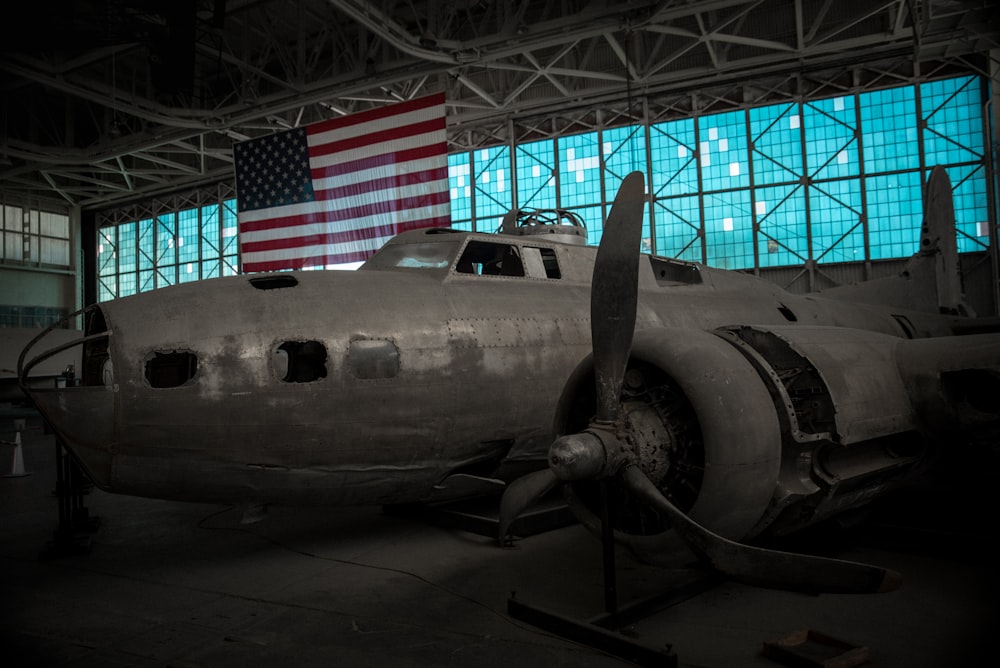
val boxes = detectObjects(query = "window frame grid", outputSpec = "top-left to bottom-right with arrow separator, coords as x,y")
94,76 -> 990,302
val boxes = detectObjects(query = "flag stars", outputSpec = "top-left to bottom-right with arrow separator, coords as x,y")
230,125 -> 314,212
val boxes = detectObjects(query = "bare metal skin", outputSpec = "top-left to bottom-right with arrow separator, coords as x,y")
19,167 -> 1000,563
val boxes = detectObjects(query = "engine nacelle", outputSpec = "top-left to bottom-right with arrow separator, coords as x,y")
718,325 -> 930,537
554,327 -> 782,560
554,325 -> 931,561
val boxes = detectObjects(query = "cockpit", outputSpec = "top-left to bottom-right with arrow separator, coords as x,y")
454,240 -> 561,279
359,228 -> 567,281
359,228 -> 462,271
362,241 -> 456,270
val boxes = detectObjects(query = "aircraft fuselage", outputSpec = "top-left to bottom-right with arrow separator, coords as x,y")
19,227 -> 980,529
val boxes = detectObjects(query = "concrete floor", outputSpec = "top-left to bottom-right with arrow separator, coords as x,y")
1,414 -> 995,667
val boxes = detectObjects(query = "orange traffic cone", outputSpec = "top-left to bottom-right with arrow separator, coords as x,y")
3,431 -> 30,477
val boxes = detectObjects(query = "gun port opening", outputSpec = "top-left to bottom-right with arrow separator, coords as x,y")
146,351 -> 198,388
274,341 -> 327,383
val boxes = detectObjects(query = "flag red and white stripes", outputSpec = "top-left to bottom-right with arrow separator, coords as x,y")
234,93 -> 450,272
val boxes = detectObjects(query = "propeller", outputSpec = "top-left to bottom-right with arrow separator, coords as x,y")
498,170 -> 900,594
620,465 -> 901,593
589,171 -> 646,423
496,172 -> 646,545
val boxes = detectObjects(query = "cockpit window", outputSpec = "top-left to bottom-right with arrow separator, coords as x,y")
456,240 -> 523,276
534,247 -> 561,279
648,256 -> 702,286
455,240 -> 560,279
365,242 -> 454,269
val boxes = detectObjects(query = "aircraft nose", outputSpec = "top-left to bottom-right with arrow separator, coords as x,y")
18,307 -> 118,489
27,386 -> 117,488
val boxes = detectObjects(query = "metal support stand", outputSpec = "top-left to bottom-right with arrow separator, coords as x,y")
600,480 -> 618,620
42,434 -> 100,558
508,481 -> 720,666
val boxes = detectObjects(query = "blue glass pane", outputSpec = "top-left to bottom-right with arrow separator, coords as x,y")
559,132 -> 602,207
179,261 -> 199,283
202,259 -> 220,280
117,222 -> 136,276
569,205 -> 604,246
754,184 -> 807,267
803,95 -> 858,180
750,103 -> 803,185
939,164 -> 990,253
809,179 -> 864,263
221,202 -> 239,257
649,118 -> 698,197
201,205 -> 220,256
448,153 -> 473,224
559,204 -> 647,250
156,213 -> 176,266
704,190 -> 753,269
139,269 -> 154,292
921,76 -> 984,166
603,125 -> 647,195
473,145 -> 512,222
450,220 -> 473,232
98,227 -> 116,276
867,172 -> 922,259
98,277 -> 116,302
638,204 -> 651,254
654,195 -> 701,262
156,265 -> 176,289
516,139 -> 557,209
860,86 -> 919,172
699,110 -> 749,191
437,75 -> 986,270
118,272 -> 137,297
178,208 -> 199,264
137,218 -> 154,271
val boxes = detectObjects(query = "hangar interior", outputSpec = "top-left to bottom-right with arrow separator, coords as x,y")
2,1 -> 1000,667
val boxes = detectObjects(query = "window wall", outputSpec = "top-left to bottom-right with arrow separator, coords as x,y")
450,74 -> 990,271
97,198 -> 239,302
96,75 -> 990,302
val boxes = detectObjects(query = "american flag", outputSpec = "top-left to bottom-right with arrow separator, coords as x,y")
233,93 -> 450,272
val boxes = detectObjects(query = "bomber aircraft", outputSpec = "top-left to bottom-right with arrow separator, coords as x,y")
18,167 -> 1000,595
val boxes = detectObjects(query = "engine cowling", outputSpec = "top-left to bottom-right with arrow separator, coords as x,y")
554,325 -> 933,562
553,327 -> 782,562
718,325 -> 930,538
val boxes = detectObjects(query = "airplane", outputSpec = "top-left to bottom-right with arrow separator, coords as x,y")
17,166 -> 1000,596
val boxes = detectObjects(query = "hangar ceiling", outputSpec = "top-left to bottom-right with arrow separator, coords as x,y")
1,0 -> 998,211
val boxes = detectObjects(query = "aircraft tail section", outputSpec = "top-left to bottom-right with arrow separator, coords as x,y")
821,165 -> 975,317
920,165 -> 966,315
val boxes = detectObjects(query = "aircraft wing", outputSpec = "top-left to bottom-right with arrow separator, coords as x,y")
896,332 -> 1000,443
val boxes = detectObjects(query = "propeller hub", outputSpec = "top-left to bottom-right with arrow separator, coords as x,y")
548,432 -> 606,481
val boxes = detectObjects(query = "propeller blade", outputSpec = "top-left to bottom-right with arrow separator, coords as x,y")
621,465 -> 901,594
571,173 -> 898,595
591,171 -> 646,423
497,468 -> 560,545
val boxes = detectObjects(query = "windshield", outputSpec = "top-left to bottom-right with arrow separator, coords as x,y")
362,241 -> 458,270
